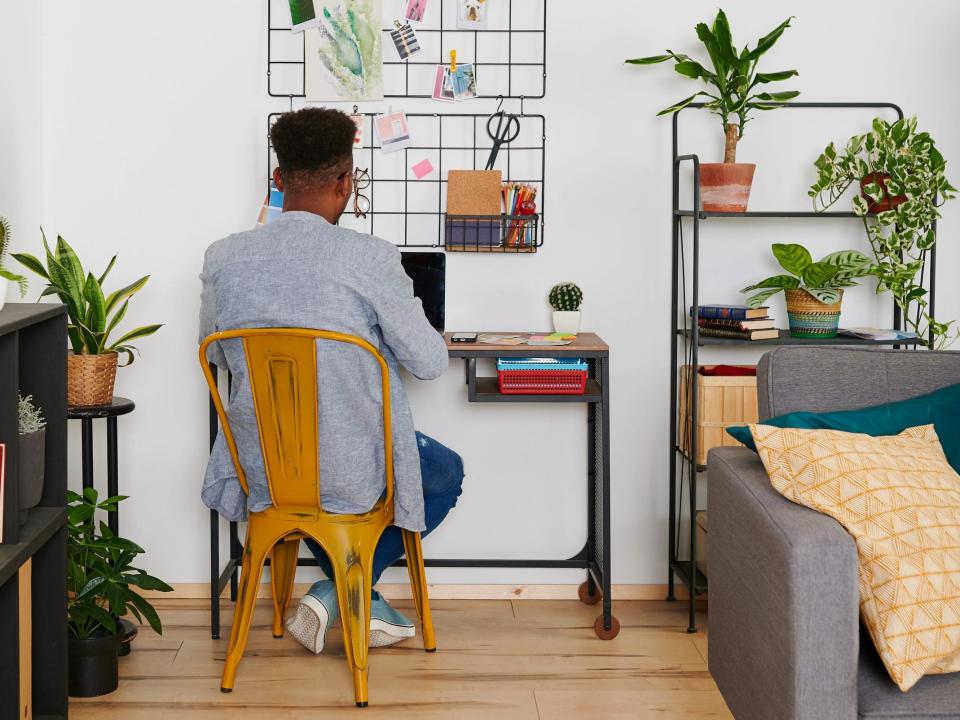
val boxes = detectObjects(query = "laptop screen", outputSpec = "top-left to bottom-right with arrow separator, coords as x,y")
400,251 -> 445,332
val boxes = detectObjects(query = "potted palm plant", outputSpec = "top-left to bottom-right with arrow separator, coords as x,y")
742,243 -> 872,338
0,217 -> 28,310
549,282 -> 583,334
17,394 -> 46,525
626,9 -> 799,212
809,117 -> 958,348
67,488 -> 172,697
13,231 -> 162,406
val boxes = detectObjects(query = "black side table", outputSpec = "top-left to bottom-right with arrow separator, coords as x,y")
67,396 -> 135,535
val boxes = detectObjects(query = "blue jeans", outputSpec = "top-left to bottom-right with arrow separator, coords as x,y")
306,432 -> 464,585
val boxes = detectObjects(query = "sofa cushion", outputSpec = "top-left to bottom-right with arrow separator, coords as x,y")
751,424 -> 960,691
726,382 -> 960,472
859,628 -> 960,718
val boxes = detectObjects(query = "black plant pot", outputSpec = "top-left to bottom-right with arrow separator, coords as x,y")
17,428 -> 45,526
68,629 -> 120,697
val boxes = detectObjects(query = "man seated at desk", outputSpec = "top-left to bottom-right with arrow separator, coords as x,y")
199,107 -> 464,652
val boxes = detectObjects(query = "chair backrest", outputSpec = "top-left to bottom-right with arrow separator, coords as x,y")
757,347 -> 960,418
199,328 -> 393,516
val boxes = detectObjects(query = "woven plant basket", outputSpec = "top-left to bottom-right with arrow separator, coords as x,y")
785,288 -> 843,339
67,352 -> 118,407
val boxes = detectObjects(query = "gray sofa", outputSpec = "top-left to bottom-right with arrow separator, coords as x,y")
707,346 -> 960,720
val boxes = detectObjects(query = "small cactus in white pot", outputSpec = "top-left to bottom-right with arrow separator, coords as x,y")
548,282 -> 583,335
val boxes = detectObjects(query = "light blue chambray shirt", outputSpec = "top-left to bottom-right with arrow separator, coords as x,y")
198,211 -> 448,531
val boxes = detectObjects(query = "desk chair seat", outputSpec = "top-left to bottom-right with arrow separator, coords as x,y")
199,328 -> 436,707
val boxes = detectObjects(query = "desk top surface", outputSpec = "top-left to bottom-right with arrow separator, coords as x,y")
444,332 -> 608,357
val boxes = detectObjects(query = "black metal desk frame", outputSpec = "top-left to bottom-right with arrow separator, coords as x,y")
207,336 -> 615,640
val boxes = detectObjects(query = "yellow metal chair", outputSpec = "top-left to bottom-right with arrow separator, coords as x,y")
199,328 -> 436,707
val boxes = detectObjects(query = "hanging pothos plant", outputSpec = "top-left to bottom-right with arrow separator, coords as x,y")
809,117 -> 957,348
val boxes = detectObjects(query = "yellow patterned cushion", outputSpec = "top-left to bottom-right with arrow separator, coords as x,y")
750,423 -> 960,691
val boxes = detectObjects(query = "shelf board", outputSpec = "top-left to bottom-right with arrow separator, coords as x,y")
671,560 -> 708,595
675,210 -> 859,219
0,303 -> 66,336
678,329 -> 921,347
0,508 -> 66,587
470,376 -> 602,403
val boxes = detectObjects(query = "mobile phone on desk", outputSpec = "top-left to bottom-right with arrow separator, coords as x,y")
451,332 -> 478,343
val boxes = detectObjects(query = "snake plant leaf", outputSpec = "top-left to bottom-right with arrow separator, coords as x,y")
112,346 -> 136,367
745,287 -> 785,308
66,325 -> 84,354
746,16 -> 794,61
101,298 -> 129,352
98,255 -> 117,286
740,274 -> 800,292
82,272 -> 107,334
108,324 -> 162,348
104,275 -> 149,315
56,235 -> 86,295
772,243 -> 812,276
801,262 -> 840,288
73,319 -> 101,356
806,287 -> 843,305
11,252 -> 49,281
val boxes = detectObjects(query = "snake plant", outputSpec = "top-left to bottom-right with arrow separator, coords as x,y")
0,217 -> 28,297
13,230 -> 161,365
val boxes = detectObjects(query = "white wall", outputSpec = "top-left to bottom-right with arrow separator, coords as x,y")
0,1 -> 44,281
22,0 -> 960,585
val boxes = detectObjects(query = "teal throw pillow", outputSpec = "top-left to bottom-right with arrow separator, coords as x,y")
726,383 -> 960,471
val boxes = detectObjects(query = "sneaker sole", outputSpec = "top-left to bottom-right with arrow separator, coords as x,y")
285,594 -> 329,654
368,618 -> 416,648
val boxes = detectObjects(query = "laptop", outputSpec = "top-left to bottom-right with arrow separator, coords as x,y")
400,251 -> 445,332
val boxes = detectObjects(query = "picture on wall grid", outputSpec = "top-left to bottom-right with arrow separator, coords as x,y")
305,0 -> 384,101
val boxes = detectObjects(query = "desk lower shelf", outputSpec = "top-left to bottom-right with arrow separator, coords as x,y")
469,376 -> 602,403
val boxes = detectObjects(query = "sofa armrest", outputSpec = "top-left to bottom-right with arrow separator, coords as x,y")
706,447 -> 860,720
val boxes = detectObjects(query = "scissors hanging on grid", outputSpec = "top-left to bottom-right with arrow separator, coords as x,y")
484,97 -> 521,171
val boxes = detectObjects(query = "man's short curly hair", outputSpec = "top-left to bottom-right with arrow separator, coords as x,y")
270,107 -> 355,191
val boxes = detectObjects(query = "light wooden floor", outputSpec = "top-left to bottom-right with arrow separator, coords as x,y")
70,597 -> 731,719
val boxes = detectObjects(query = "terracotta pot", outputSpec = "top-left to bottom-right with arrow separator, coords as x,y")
784,288 -> 843,339
860,172 -> 906,213
699,163 -> 756,212
67,352 -> 118,407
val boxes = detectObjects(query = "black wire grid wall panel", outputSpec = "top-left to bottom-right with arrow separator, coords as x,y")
267,111 -> 546,250
267,0 -> 547,100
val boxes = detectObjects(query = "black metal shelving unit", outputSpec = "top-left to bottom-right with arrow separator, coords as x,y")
667,102 -> 939,633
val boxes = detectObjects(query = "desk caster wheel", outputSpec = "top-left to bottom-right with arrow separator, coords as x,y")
578,581 -> 601,605
594,614 -> 620,640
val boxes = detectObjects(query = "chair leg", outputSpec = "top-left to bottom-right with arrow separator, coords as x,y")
324,531 -> 377,707
270,538 -> 300,638
402,529 -> 436,652
221,531 -> 272,692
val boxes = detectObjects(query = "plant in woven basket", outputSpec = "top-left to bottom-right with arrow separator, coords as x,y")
809,117 -> 957,348
0,216 -> 28,298
743,244 -> 873,338
548,282 -> 583,312
13,230 -> 162,365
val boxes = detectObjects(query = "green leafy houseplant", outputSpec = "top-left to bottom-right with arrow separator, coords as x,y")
625,9 -> 799,164
14,231 -> 161,365
0,216 -> 28,298
809,117 -> 957,348
67,488 -> 172,640
548,282 -> 583,312
743,244 -> 873,307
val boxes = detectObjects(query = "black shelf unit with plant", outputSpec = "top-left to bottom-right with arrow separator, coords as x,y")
667,101 -> 947,634
0,303 -> 68,719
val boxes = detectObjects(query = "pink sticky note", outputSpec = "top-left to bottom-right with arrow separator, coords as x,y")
411,158 -> 434,179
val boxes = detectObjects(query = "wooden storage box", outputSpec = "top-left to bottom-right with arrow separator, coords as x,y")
679,365 -> 758,466
695,511 -> 708,576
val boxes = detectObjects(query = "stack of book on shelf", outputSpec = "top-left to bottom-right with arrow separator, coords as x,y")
692,304 -> 779,341
496,357 -> 587,395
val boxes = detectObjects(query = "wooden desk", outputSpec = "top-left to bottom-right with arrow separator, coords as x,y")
442,332 -> 615,638
207,331 -> 617,640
